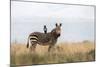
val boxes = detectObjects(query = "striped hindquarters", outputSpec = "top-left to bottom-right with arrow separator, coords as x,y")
27,34 -> 38,48
29,34 -> 38,43
30,35 -> 38,41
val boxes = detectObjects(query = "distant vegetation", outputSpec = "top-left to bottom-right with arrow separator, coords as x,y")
10,41 -> 95,66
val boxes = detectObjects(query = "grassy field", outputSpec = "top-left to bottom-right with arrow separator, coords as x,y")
10,41 -> 95,66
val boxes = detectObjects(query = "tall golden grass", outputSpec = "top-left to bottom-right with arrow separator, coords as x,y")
10,41 -> 95,66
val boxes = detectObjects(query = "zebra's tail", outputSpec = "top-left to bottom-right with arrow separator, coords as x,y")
27,36 -> 29,48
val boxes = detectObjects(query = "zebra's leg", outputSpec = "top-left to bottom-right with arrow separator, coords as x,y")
48,45 -> 54,52
30,41 -> 37,52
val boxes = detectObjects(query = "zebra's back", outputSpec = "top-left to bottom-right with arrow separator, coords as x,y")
29,32 -> 51,44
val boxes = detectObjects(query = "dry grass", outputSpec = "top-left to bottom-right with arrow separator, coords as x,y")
10,41 -> 95,66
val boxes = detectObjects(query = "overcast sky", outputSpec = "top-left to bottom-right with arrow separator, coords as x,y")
11,1 -> 95,43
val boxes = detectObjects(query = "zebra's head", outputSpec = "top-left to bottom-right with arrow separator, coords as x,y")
51,23 -> 62,38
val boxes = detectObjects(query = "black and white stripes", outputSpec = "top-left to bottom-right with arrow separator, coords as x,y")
27,23 -> 62,52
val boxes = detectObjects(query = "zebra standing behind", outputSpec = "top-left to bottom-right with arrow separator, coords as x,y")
27,23 -> 62,52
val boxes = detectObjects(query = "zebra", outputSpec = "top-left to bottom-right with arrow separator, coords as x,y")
26,23 -> 62,52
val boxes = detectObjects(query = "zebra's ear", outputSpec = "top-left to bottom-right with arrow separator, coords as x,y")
55,23 -> 58,27
60,23 -> 62,27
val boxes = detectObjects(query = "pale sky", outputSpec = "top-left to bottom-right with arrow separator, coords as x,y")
11,1 -> 95,43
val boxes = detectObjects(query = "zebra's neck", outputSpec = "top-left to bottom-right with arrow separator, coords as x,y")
50,29 -> 60,39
